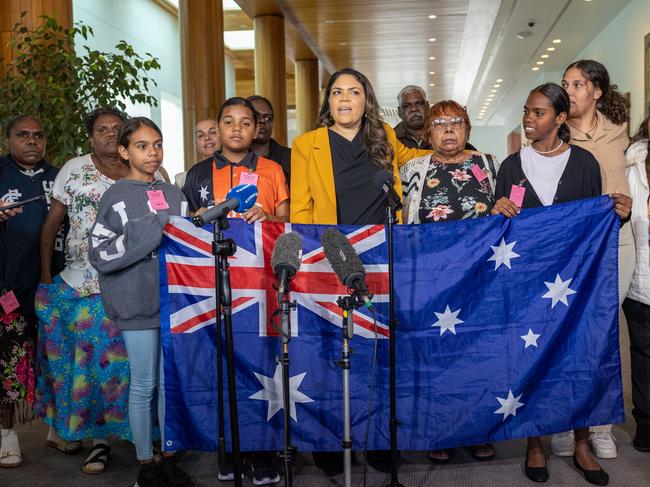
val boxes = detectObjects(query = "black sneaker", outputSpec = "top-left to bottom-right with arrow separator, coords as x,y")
134,462 -> 165,487
159,456 -> 195,487
217,462 -> 245,481
250,462 -> 280,486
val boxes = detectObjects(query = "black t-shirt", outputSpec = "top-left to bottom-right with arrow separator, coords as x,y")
267,138 -> 291,186
329,129 -> 387,225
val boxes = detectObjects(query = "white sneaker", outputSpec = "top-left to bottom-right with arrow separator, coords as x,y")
550,430 -> 575,456
589,431 -> 617,459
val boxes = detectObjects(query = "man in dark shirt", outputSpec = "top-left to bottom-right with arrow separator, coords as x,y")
247,95 -> 291,185
394,85 -> 431,149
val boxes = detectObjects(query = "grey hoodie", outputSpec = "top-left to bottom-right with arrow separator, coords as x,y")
89,178 -> 187,330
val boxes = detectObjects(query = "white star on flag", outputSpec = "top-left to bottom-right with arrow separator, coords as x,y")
542,274 -> 576,308
198,185 -> 209,202
487,238 -> 520,270
249,363 -> 314,422
431,305 -> 463,336
494,390 -> 525,421
520,329 -> 541,348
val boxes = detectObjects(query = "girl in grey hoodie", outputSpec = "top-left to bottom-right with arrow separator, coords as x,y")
89,117 -> 193,487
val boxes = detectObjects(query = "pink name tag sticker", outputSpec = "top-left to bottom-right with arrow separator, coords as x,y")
147,190 -> 169,210
239,171 -> 259,185
0,290 -> 19,314
509,185 -> 526,207
470,164 -> 487,182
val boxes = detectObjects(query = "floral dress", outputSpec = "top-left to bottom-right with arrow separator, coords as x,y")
418,156 -> 495,222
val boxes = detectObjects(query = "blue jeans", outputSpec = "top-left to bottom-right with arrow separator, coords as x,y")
122,329 -> 165,461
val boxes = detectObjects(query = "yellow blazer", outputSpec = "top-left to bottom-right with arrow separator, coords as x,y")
290,123 -> 430,224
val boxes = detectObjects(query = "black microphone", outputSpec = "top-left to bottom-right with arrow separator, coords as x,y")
271,232 -> 303,295
320,228 -> 374,310
192,184 -> 258,227
373,170 -> 403,211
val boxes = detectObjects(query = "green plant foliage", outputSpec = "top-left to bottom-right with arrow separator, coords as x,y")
0,15 -> 161,166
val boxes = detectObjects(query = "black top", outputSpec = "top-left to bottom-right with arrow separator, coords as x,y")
329,129 -> 387,225
267,138 -> 291,186
495,144 -> 601,208
418,155 -> 494,222
0,155 -> 66,315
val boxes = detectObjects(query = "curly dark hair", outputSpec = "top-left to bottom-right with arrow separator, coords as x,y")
317,68 -> 393,170
84,107 -> 128,136
529,83 -> 571,143
630,113 -> 650,187
4,114 -> 42,139
564,60 -> 629,125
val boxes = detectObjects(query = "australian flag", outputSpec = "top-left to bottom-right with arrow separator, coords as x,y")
159,195 -> 623,452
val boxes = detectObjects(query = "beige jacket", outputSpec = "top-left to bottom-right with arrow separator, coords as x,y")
569,110 -> 631,195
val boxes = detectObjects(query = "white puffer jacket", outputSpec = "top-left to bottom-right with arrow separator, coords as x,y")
627,139 -> 650,305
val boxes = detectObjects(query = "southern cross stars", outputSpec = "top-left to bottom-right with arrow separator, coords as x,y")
431,306 -> 463,336
542,274 -> 576,308
520,329 -> 541,348
249,363 -> 314,422
488,238 -> 520,270
494,390 -> 525,420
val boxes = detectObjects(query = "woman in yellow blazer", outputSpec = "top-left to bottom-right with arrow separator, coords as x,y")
291,68 -> 430,225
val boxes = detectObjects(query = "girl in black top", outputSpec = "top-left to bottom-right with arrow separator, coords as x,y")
492,83 -> 631,486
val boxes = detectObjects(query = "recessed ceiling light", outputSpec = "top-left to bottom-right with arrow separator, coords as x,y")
429,71 -> 435,75
429,56 -> 436,60
547,47 -> 556,51
429,83 -> 435,86
536,61 -> 544,65
428,14 -> 437,19
532,67 -> 540,71
552,39 -> 562,44
496,79 -> 503,83
477,117 -> 483,120
541,54 -> 549,58
493,84 -> 501,88
429,38 -> 436,42
491,89 -> 498,93
516,31 -> 533,39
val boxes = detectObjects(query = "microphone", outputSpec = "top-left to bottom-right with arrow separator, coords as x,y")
373,170 -> 403,211
320,228 -> 374,310
271,232 -> 303,295
192,184 -> 258,226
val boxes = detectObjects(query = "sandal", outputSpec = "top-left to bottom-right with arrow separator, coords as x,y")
469,443 -> 496,461
0,448 -> 23,468
428,449 -> 453,464
81,443 -> 110,474
46,438 -> 83,455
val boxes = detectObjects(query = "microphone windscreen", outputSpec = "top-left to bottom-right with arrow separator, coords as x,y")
320,228 -> 365,287
226,184 -> 258,213
271,232 -> 303,276
373,170 -> 394,191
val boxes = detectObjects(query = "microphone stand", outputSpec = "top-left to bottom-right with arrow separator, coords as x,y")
276,276 -> 297,487
336,293 -> 363,487
211,215 -> 243,487
385,197 -> 404,487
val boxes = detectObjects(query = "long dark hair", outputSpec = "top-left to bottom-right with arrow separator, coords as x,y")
564,60 -> 629,125
318,68 -> 393,170
630,113 -> 650,185
529,83 -> 571,143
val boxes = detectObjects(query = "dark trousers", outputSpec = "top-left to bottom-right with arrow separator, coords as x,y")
622,298 -> 650,425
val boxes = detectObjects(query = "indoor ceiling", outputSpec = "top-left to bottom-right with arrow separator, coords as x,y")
227,0 -> 631,127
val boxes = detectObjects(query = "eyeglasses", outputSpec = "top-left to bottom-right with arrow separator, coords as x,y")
431,117 -> 465,132
257,114 -> 274,124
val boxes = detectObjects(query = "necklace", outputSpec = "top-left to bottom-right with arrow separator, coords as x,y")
530,139 -> 563,155
568,116 -> 598,140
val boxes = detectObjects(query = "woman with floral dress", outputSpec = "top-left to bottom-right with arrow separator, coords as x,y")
400,100 -> 499,463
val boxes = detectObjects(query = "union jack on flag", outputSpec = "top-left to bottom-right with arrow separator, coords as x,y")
162,217 -> 390,338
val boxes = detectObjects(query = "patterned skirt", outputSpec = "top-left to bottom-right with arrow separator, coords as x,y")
34,275 -> 131,440
0,308 -> 36,425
